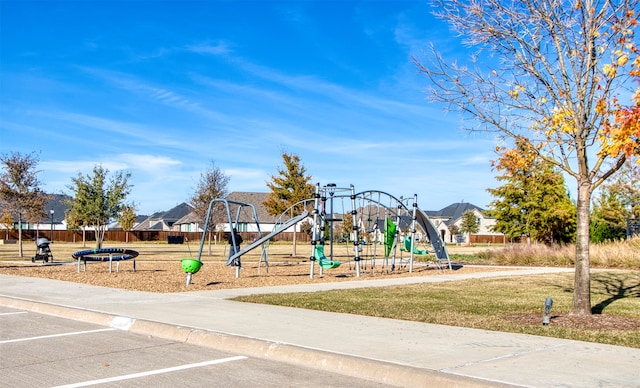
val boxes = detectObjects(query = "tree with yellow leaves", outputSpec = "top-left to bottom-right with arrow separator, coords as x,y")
414,0 -> 639,315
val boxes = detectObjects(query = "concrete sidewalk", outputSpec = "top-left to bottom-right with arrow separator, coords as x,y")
1,267 -> 639,387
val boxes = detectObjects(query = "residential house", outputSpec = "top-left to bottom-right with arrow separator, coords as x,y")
426,202 -> 502,244
133,202 -> 194,231
0,194 -> 70,234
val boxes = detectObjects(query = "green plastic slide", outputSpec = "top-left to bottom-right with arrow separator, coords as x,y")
314,245 -> 341,269
402,236 -> 428,255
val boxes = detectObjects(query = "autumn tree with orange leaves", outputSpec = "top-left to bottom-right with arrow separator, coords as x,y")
414,0 -> 639,315
487,138 -> 576,244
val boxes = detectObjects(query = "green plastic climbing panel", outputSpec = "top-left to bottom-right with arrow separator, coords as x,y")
384,218 -> 396,257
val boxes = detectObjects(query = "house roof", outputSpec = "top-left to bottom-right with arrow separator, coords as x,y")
132,218 -> 152,231
108,214 -> 149,230
43,194 -> 71,224
157,202 -> 194,223
0,193 -> 72,224
133,202 -> 193,230
174,211 -> 201,225
224,192 -> 277,223
427,202 -> 484,220
169,192 -> 277,226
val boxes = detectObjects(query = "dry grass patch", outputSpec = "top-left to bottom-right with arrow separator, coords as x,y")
474,237 -> 640,268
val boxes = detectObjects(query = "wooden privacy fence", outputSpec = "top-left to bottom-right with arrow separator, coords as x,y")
2,230 -> 312,244
469,234 -> 508,244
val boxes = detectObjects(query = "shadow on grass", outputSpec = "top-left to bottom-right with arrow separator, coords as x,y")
591,272 -> 640,314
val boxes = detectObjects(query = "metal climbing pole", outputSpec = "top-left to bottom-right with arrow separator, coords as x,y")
349,184 -> 361,277
409,194 -> 418,273
309,183 -> 321,279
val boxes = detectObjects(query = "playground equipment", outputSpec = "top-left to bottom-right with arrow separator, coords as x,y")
180,257 -> 203,277
32,238 -> 54,263
180,237 -> 203,281
313,245 -> 341,269
308,184 -> 358,278
184,186 -> 451,284
72,248 -> 139,273
308,186 -> 452,277
415,206 -> 452,270
384,218 -> 396,258
185,197 -> 310,285
401,236 -> 428,255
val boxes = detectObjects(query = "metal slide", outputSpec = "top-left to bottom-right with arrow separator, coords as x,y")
227,211 -> 310,263
415,209 -> 452,270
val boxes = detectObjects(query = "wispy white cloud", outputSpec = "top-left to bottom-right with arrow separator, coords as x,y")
81,68 -> 197,109
185,41 -> 231,56
118,154 -> 182,172
41,160 -> 108,174
40,157 -> 169,176
31,109 -> 187,150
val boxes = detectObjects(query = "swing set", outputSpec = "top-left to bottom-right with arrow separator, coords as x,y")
182,198 -> 309,285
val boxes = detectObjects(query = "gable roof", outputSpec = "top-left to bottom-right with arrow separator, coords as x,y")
428,202 -> 484,220
44,194 -> 72,224
224,192 -> 277,223
0,193 -> 71,224
133,202 -> 193,230
174,211 -> 201,225
159,202 -> 194,224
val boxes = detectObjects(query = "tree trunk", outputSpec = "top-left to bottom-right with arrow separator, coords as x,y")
18,214 -> 23,258
572,181 -> 592,315
96,226 -> 104,249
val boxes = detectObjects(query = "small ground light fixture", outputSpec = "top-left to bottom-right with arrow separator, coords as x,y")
542,297 -> 553,326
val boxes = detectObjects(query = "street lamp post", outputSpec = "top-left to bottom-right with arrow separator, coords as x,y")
50,209 -> 54,243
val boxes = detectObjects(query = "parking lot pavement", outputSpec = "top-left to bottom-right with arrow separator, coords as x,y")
1,306 -> 392,388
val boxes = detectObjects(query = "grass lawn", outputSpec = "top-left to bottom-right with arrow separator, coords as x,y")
234,270 -> 640,348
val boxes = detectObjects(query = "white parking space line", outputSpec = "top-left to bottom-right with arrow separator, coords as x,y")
52,356 -> 249,387
0,328 -> 115,344
0,311 -> 28,316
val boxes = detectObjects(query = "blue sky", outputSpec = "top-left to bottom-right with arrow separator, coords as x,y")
1,0 -> 499,215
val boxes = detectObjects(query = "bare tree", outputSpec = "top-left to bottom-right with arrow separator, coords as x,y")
0,152 -> 49,257
414,0 -> 639,315
189,161 -> 230,250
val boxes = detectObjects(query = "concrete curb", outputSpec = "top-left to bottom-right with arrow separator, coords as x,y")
0,295 -> 512,387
